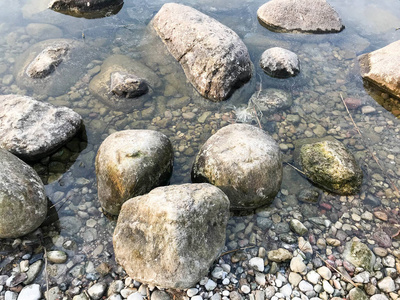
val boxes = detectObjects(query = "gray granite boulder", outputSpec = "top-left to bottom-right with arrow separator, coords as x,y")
192,124 -> 282,210
0,149 -> 47,238
49,0 -> 123,18
249,88 -> 292,114
96,130 -> 173,215
260,47 -> 300,78
14,39 -> 94,97
113,183 -> 230,289
343,241 -> 375,272
299,139 -> 363,195
0,95 -> 82,161
152,3 -> 252,101
358,40 -> 400,99
257,0 -> 344,33
89,55 -> 159,112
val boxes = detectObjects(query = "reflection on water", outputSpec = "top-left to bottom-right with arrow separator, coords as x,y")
0,0 -> 400,294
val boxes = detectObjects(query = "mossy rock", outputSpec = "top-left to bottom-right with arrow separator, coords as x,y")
299,139 -> 363,195
343,241 -> 375,272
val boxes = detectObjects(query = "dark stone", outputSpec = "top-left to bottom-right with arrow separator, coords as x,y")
110,72 -> 149,98
363,194 -> 381,207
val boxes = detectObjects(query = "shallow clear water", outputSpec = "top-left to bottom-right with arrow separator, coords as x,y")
0,0 -> 400,291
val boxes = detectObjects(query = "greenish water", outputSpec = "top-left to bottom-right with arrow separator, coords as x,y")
0,0 -> 399,287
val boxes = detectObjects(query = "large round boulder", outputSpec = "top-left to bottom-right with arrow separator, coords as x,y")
257,0 -> 344,34
113,183 -> 230,289
192,124 -> 282,210
0,95 -> 82,161
299,139 -> 363,195
152,3 -> 252,101
0,149 -> 47,238
95,130 -> 173,215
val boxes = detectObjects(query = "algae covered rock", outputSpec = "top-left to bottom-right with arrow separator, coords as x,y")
358,40 -> 400,99
152,3 -> 252,101
257,0 -> 344,33
299,139 -> 362,195
49,0 -> 124,19
0,149 -> 47,238
96,130 -> 173,215
343,241 -> 375,272
192,124 -> 282,210
113,183 -> 230,289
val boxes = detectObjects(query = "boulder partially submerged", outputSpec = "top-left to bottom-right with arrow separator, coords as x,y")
96,130 -> 173,215
358,40 -> 400,99
0,149 -> 47,238
299,139 -> 363,195
49,0 -> 124,19
152,3 -> 252,101
257,0 -> 344,33
260,47 -> 300,78
192,124 -> 282,210
89,55 -> 159,112
0,95 -> 82,161
249,88 -> 292,115
113,183 -> 230,289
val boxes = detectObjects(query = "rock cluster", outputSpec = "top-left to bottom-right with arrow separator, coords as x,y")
152,3 -> 252,101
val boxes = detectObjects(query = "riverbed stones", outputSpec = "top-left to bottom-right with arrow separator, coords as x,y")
358,40 -> 400,99
260,47 -> 299,78
0,95 -> 82,161
249,88 -> 292,115
192,124 -> 282,210
257,0 -> 344,33
299,139 -> 363,195
48,0 -> 124,18
89,55 -> 159,112
343,241 -> 376,272
152,3 -> 252,101
0,149 -> 47,238
96,130 -> 173,215
15,39 -> 94,97
113,183 -> 230,289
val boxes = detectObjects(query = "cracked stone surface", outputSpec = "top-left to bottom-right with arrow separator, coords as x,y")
152,3 -> 252,101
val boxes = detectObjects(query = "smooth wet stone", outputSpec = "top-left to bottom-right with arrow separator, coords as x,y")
249,257 -> 264,272
317,266 -> 332,280
249,88 -> 292,115
289,219 -> 308,236
15,39 -> 94,97
0,149 -> 47,238
152,3 -> 252,101
257,0 -> 344,33
298,280 -> 313,292
343,241 -> 376,272
48,0 -> 124,18
290,256 -> 307,273
113,183 -> 229,289
24,260 -> 44,285
96,130 -> 173,215
88,282 -> 107,300
300,139 -> 363,195
359,40 -> 400,99
0,95 -> 82,161
47,250 -> 68,264
260,47 -> 299,78
192,124 -> 282,210
151,290 -> 171,300
89,55 -> 159,112
349,287 -> 368,300
377,277 -> 395,293
267,248 -> 293,262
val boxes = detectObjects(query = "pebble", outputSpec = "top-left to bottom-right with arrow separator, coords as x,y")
240,285 -> 250,294
377,277 -> 395,293
151,290 -> 171,300
187,288 -> 199,297
249,257 -> 265,272
205,279 -> 217,291
290,256 -> 307,273
128,292 -> 144,300
298,280 -> 313,292
267,248 -> 293,262
361,106 -> 376,114
88,282 -> 107,300
322,280 -> 334,294
47,250 -> 68,264
373,247 -> 388,257
17,284 -> 41,300
5,291 -> 18,300
289,272 -> 302,286
306,270 -> 321,285
280,283 -> 292,297
317,266 -> 332,280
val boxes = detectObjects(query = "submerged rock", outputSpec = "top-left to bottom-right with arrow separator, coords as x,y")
113,183 -> 230,289
299,139 -> 363,195
152,3 -> 252,101
14,39 -> 94,97
249,88 -> 292,115
260,47 -> 300,78
110,72 -> 148,98
96,130 -> 173,215
89,55 -> 159,112
49,0 -> 124,19
358,40 -> 400,100
257,0 -> 344,33
0,95 -> 82,161
26,43 -> 69,78
0,149 -> 47,238
192,124 -> 282,210
343,241 -> 375,272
